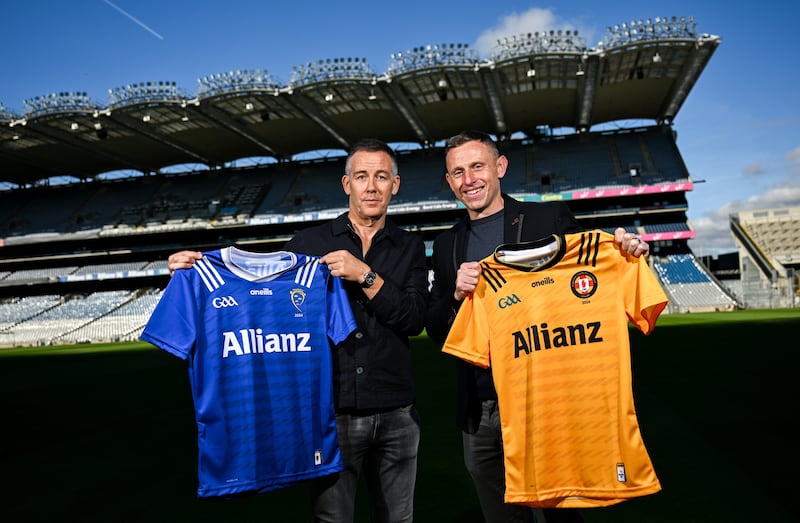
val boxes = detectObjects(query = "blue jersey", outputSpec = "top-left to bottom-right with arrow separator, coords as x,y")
141,248 -> 357,498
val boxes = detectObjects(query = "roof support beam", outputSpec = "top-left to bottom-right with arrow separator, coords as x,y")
283,91 -> 352,150
382,80 -> 432,145
192,101 -> 283,158
14,120 -> 145,174
576,53 -> 600,131
479,66 -> 509,138
660,36 -> 721,123
107,111 -> 213,166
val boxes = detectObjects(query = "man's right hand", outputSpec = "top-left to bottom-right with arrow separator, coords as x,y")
454,261 -> 481,302
167,250 -> 203,276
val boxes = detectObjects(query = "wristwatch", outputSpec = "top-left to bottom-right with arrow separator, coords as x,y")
361,270 -> 377,288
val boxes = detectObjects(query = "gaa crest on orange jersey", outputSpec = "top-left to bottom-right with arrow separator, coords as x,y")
570,270 -> 597,299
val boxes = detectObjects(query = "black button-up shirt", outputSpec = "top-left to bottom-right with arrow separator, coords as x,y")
285,213 -> 429,412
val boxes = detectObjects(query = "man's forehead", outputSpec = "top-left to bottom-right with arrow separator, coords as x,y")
351,150 -> 392,170
446,142 -> 492,165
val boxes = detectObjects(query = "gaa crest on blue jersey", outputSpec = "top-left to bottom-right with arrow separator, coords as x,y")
290,288 -> 306,313
570,270 -> 597,299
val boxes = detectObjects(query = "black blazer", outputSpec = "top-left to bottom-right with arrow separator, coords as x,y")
425,194 -> 582,432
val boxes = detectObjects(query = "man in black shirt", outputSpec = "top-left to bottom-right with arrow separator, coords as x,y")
168,139 -> 429,522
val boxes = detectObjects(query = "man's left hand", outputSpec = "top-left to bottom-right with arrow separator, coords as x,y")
615,227 -> 649,258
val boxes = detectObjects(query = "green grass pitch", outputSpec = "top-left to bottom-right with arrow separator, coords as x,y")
0,309 -> 797,522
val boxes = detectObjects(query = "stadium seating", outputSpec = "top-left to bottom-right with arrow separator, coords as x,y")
57,289 -> 162,344
652,254 -> 739,312
1,290 -> 151,346
0,125 -> 760,346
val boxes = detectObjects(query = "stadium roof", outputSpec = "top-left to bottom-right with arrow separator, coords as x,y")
0,16 -> 719,188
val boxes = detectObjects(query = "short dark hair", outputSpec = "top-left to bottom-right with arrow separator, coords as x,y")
345,138 -> 398,176
444,130 -> 499,157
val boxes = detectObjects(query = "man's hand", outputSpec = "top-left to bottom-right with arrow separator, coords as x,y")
320,250 -> 369,283
167,250 -> 203,276
614,227 -> 649,258
454,261 -> 481,302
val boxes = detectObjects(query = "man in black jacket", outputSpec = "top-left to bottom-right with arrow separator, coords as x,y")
168,139 -> 429,523
425,130 -> 649,523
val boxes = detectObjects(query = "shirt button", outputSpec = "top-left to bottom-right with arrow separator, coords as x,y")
354,332 -> 364,340
356,367 -> 364,375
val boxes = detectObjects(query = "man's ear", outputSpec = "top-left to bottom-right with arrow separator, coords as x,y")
496,155 -> 509,179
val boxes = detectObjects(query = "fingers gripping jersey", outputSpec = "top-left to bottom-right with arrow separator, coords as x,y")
442,231 -> 668,508
141,248 -> 357,498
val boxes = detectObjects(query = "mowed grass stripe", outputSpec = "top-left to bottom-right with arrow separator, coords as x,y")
0,309 -> 797,522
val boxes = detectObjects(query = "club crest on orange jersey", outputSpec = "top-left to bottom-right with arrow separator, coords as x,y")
570,270 -> 597,299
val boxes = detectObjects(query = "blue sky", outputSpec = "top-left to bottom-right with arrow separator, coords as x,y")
3,1 -> 799,257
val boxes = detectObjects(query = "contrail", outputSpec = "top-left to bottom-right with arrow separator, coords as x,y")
103,0 -> 164,40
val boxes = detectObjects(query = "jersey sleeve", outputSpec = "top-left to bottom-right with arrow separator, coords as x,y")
140,269 -> 199,360
441,293 -> 491,368
327,273 -> 357,345
623,254 -> 668,335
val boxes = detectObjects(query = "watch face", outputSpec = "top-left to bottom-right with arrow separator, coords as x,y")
363,271 -> 376,287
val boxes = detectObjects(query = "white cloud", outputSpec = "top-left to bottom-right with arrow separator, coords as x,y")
473,8 -> 591,56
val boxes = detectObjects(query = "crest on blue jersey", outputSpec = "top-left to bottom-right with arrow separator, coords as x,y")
290,288 -> 306,312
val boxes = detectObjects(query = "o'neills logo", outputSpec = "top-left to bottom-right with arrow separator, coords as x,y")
530,276 -> 555,288
250,288 -> 273,296
570,270 -> 597,299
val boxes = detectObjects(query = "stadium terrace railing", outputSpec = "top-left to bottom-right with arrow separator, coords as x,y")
599,16 -> 698,48
491,31 -> 587,62
22,91 -> 97,119
387,44 -> 479,76
291,58 -> 377,87
197,69 -> 281,98
108,81 -> 183,108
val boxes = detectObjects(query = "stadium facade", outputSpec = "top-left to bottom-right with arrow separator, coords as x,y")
0,16 -> 795,347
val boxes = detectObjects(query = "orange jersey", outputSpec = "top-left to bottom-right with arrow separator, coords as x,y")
442,231 -> 668,508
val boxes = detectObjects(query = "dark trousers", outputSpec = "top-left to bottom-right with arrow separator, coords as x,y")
462,400 -> 584,523
311,405 -> 420,523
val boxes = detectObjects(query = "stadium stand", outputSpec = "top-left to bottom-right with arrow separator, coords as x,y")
651,254 -> 739,312
1,15 -> 792,347
730,206 -> 800,309
55,289 -> 163,344
5,290 -> 132,346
